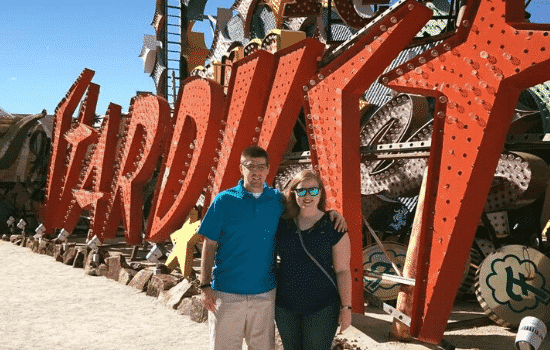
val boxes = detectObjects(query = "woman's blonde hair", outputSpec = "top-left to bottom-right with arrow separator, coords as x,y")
283,169 -> 326,219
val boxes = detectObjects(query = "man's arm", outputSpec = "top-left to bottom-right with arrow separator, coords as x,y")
328,210 -> 348,232
199,236 -> 218,312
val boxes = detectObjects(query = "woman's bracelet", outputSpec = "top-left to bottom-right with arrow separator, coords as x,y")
341,305 -> 352,310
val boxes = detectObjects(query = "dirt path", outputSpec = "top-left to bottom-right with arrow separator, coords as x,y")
0,240 -> 209,350
2,240 -> 549,350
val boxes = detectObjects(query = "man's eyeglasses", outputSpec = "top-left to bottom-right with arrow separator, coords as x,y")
294,187 -> 320,197
241,163 -> 268,171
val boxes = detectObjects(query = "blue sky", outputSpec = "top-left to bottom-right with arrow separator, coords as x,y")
1,0 -> 550,115
0,0 -> 222,115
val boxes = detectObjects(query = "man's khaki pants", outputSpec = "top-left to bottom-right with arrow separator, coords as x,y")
208,289 -> 276,350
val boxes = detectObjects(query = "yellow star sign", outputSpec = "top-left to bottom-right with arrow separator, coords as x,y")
165,209 -> 202,277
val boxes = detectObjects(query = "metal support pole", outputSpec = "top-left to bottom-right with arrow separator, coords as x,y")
163,0 -> 169,100
327,0 -> 332,42
171,70 -> 177,106
363,215 -> 403,277
180,0 -> 189,80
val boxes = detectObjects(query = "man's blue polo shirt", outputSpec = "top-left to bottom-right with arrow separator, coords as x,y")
197,180 -> 284,294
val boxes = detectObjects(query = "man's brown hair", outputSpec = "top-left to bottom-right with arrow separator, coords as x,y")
241,146 -> 269,166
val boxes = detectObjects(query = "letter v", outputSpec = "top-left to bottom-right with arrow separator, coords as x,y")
41,69 -> 98,235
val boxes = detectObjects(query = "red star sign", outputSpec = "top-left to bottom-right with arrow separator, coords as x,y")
380,0 -> 550,344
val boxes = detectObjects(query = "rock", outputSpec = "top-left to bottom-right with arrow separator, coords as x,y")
84,266 -> 98,276
30,238 -> 39,252
129,262 -> 145,271
128,269 -> 154,292
84,249 -> 108,273
22,236 -> 31,249
176,295 -> 208,323
37,239 -> 47,254
84,252 -> 97,276
45,241 -> 55,257
1,234 -> 8,241
97,264 -> 109,277
21,236 -> 38,252
63,245 -> 77,265
146,274 -> 180,298
332,337 -> 353,350
88,249 -> 107,264
105,254 -> 131,281
84,255 -> 99,276
156,264 -> 171,275
10,234 -> 22,244
72,248 -> 87,268
158,279 -> 197,309
37,239 -> 53,255
118,268 -> 137,285
84,252 -> 96,274
176,297 -> 193,316
53,244 -> 65,262
189,295 -> 208,323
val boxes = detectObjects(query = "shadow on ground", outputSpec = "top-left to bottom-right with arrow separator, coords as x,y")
346,300 -> 550,350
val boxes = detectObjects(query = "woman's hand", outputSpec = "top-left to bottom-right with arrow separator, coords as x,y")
200,287 -> 218,312
338,307 -> 352,333
328,210 -> 348,232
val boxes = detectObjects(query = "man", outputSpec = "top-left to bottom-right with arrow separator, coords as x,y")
198,145 -> 345,350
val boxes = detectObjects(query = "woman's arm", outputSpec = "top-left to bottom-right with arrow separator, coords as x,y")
333,233 -> 352,332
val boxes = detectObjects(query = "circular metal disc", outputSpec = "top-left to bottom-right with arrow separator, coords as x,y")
457,247 -> 482,297
475,245 -> 550,327
363,242 -> 407,301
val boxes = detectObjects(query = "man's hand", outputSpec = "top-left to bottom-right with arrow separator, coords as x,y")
328,210 -> 348,232
199,237 -> 218,312
200,287 -> 217,312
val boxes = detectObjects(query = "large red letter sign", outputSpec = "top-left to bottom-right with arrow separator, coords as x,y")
257,38 -> 325,183
145,78 -> 225,242
304,0 -> 432,313
88,95 -> 171,245
206,50 -> 278,203
42,69 -> 98,235
68,103 -> 122,237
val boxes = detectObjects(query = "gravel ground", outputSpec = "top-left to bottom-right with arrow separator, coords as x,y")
1,240 -> 549,350
0,240 -> 210,350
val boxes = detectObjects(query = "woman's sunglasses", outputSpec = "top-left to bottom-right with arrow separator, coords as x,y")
294,187 -> 320,197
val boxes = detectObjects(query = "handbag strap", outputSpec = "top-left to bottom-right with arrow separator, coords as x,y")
296,228 -> 337,289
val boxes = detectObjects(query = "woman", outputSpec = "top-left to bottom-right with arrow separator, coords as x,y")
275,169 -> 352,350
